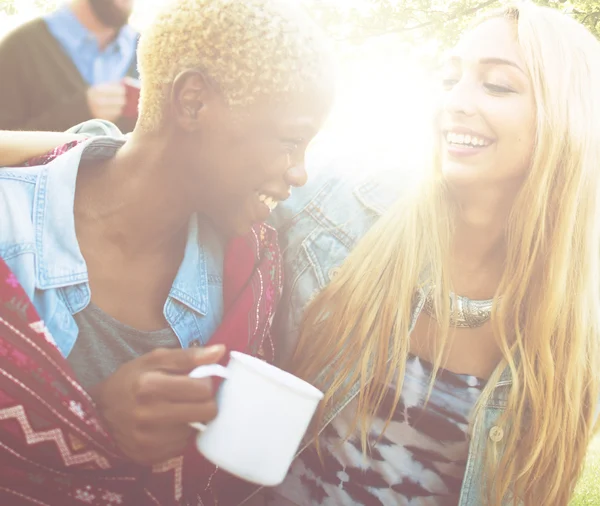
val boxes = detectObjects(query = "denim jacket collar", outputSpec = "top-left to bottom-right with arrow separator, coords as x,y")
32,137 -> 209,315
352,171 -> 402,217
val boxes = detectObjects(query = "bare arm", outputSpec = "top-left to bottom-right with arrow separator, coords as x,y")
0,130 -> 86,166
0,119 -> 123,167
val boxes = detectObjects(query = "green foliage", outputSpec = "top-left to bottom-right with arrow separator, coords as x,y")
0,0 -> 59,16
571,435 -> 600,506
2,0 -> 598,46
306,0 -> 600,48
0,0 -> 16,16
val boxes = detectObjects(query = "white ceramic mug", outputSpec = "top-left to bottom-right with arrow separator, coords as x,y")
188,351 -> 324,486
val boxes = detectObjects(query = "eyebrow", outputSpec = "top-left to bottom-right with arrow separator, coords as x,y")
446,56 -> 525,74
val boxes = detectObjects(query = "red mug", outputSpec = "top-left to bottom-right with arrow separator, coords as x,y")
122,76 -> 141,119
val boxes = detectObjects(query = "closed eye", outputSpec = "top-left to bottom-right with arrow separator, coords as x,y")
484,83 -> 515,94
441,78 -> 458,89
281,138 -> 305,152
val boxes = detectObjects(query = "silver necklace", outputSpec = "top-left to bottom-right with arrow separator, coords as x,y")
422,287 -> 494,328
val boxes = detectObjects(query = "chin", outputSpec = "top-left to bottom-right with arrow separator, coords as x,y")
230,222 -> 255,237
216,215 -> 255,238
441,161 -> 487,186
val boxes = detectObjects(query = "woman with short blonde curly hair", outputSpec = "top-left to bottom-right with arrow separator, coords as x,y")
0,1 -> 333,505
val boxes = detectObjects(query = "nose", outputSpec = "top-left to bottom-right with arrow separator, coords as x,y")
444,78 -> 477,117
284,163 -> 308,188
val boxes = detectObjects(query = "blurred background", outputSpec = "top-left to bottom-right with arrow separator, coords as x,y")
0,1 -> 599,502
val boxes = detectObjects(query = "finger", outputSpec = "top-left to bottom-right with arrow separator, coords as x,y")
97,95 -> 127,107
125,427 -> 193,465
136,372 -> 214,403
93,83 -> 126,95
145,345 -> 226,373
138,400 -> 219,426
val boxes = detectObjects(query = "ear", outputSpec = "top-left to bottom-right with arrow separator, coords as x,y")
170,70 -> 219,132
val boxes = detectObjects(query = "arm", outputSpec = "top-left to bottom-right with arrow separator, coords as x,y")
0,120 -> 124,167
0,130 -> 86,166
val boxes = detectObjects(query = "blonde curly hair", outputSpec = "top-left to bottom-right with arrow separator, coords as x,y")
136,0 -> 333,132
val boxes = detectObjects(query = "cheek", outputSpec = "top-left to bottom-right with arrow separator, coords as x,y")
206,151 -> 253,195
504,119 -> 536,176
490,99 -> 535,174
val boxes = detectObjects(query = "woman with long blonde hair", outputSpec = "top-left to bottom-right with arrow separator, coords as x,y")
242,3 -> 600,505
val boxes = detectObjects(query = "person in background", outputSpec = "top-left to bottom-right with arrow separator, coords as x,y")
0,0 -> 139,133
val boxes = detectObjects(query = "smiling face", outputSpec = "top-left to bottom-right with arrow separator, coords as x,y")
198,97 -> 330,236
167,71 -> 333,236
438,18 -> 536,189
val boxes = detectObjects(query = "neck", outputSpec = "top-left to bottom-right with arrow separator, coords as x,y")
75,131 -> 200,257
448,183 -> 519,297
70,0 -> 118,49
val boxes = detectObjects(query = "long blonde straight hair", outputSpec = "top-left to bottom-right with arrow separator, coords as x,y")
290,4 -> 600,505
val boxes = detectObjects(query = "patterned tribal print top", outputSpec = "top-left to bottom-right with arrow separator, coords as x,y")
265,354 -> 486,506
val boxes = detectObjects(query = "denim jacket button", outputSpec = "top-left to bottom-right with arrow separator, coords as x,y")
189,339 -> 202,348
489,426 -> 504,442
329,267 -> 340,280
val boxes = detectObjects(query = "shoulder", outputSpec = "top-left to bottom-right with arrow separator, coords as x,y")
270,154 -> 406,363
0,167 -> 40,301
0,18 -> 47,48
0,138 -> 94,260
0,165 -> 44,259
67,119 -> 125,138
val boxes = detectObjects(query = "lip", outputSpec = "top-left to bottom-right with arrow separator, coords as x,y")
445,143 -> 489,158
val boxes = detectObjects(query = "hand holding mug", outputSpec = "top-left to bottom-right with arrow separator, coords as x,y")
92,345 -> 226,465
189,351 -> 324,486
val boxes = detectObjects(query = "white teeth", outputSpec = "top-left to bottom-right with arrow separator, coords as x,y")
258,193 -> 278,211
264,197 -> 278,211
446,131 -> 490,147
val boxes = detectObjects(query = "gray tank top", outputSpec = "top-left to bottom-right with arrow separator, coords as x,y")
68,303 -> 181,391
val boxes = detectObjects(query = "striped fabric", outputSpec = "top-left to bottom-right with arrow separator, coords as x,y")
266,354 -> 486,506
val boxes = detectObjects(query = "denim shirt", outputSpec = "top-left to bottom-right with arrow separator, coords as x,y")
238,162 -> 515,506
0,134 -> 224,358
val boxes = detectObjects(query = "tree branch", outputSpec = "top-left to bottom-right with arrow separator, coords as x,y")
339,0 -> 501,42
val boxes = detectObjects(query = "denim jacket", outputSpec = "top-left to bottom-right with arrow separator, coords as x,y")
0,123 -> 224,358
239,161 -> 516,506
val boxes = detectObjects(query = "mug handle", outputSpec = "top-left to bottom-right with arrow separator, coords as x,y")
188,364 -> 229,431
